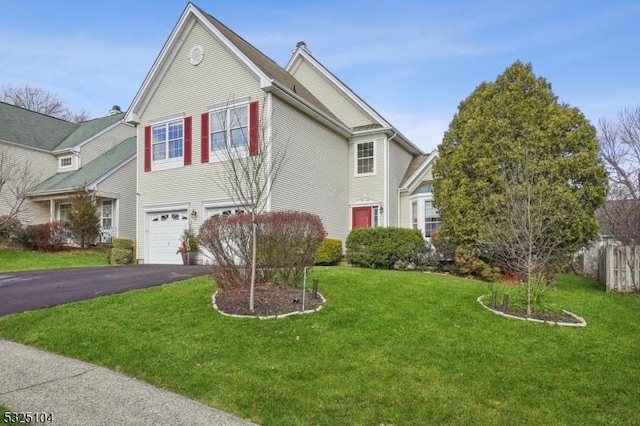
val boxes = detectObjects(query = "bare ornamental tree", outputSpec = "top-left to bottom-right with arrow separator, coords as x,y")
206,98 -> 287,312
1,83 -> 90,123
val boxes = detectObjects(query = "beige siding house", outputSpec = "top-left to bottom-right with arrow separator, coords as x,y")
0,101 -> 136,242
126,3 -> 440,264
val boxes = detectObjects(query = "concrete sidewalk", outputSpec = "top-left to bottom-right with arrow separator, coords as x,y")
0,339 -> 257,426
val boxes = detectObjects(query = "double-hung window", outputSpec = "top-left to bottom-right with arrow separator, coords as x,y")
152,120 -> 183,164
424,200 -> 441,238
210,104 -> 248,154
356,141 -> 375,175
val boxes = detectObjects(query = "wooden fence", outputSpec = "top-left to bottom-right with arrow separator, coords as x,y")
598,244 -> 640,292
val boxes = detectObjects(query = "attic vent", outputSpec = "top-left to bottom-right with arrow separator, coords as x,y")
189,45 -> 204,65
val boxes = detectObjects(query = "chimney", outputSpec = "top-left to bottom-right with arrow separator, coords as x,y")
292,41 -> 309,54
109,105 -> 122,115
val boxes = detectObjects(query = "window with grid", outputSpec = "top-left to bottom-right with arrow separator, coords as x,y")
210,105 -> 248,152
424,200 -> 441,237
59,157 -> 72,168
152,120 -> 183,161
356,141 -> 374,175
102,200 -> 113,230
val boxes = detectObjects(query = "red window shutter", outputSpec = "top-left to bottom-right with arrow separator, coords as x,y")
144,125 -> 151,172
201,112 -> 209,163
249,101 -> 259,156
184,116 -> 192,166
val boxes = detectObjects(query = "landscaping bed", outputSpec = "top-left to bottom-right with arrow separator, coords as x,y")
214,283 -> 324,317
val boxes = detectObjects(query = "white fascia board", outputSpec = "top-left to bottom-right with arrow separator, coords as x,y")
0,139 -> 53,154
267,80 -> 352,138
286,48 -> 388,126
287,48 -> 423,156
401,150 -> 439,192
52,120 -> 130,154
125,4 -> 272,124
91,154 -> 137,188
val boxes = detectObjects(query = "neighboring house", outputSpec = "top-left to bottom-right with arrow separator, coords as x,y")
0,102 -> 136,242
125,2 -> 440,264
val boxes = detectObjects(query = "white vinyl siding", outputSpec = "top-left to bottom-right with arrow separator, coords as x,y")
0,145 -> 57,223
270,96 -> 350,242
349,135 -> 385,210
97,158 -> 136,239
287,57 -> 374,128
387,140 -> 414,227
136,19 -> 264,261
80,124 -> 135,164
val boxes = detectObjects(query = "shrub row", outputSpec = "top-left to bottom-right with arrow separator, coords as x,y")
346,227 -> 426,270
315,238 -> 342,265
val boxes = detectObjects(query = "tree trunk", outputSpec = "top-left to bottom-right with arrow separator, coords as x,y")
250,211 -> 257,312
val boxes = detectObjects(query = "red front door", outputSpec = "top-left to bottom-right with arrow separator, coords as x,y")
352,206 -> 372,229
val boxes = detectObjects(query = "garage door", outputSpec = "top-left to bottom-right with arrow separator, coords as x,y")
148,210 -> 189,264
201,206 -> 246,265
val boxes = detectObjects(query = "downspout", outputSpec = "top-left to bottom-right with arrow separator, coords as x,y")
265,92 -> 273,212
385,132 -> 397,227
135,124 -> 141,263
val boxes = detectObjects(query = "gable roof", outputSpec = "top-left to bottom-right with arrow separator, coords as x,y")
400,150 -> 438,191
286,44 -> 424,156
0,101 -> 77,151
126,2 -> 349,136
30,137 -> 136,196
53,113 -> 126,151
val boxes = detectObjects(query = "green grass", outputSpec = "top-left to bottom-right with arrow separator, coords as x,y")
0,267 -> 638,425
0,248 -> 109,272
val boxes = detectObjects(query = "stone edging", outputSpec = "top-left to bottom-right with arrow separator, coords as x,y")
212,291 -> 326,320
476,295 -> 587,327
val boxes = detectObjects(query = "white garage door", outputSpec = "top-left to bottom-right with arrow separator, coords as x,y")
201,206 -> 246,265
148,210 -> 189,264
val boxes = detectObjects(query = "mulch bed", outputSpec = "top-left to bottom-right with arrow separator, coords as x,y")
214,283 -> 324,317
502,308 -> 582,323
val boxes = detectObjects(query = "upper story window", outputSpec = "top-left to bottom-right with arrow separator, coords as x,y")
59,156 -> 72,169
356,141 -> 375,175
210,104 -> 249,155
152,119 -> 183,164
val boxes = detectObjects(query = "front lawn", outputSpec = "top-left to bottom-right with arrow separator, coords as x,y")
0,268 -> 637,425
0,248 -> 109,272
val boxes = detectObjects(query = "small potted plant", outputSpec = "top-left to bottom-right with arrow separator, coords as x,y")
177,228 -> 199,265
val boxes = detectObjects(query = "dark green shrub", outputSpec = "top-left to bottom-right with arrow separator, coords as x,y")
315,238 -> 342,265
111,248 -> 134,265
112,238 -> 134,250
346,227 -> 426,269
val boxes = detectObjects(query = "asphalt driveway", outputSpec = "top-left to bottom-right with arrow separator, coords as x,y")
0,265 -> 210,317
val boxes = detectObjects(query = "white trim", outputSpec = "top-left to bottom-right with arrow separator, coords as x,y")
207,101 -> 250,163
208,97 -> 251,111
401,150 -> 439,193
383,135 -> 390,227
52,119 -> 131,154
125,4 -> 271,123
265,92 -> 273,212
150,112 -> 185,125
353,140 -> 376,177
150,118 -> 185,171
285,47 -> 423,156
0,139 -> 52,154
59,155 -> 73,169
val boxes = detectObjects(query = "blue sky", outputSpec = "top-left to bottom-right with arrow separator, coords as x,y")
1,0 -> 638,153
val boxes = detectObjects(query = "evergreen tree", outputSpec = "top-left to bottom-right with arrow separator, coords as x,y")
67,185 -> 101,248
433,61 -> 606,283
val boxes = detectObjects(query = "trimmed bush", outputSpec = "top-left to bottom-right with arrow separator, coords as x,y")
198,210 -> 326,289
454,244 -> 501,282
346,227 -> 426,269
111,248 -> 134,265
315,238 -> 342,265
112,238 -> 134,250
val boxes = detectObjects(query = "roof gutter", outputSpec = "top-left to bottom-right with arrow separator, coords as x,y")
267,79 -> 352,138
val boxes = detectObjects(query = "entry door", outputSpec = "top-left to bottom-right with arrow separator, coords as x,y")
352,206 -> 372,229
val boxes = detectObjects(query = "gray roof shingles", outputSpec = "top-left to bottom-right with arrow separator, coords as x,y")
31,137 -> 136,194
